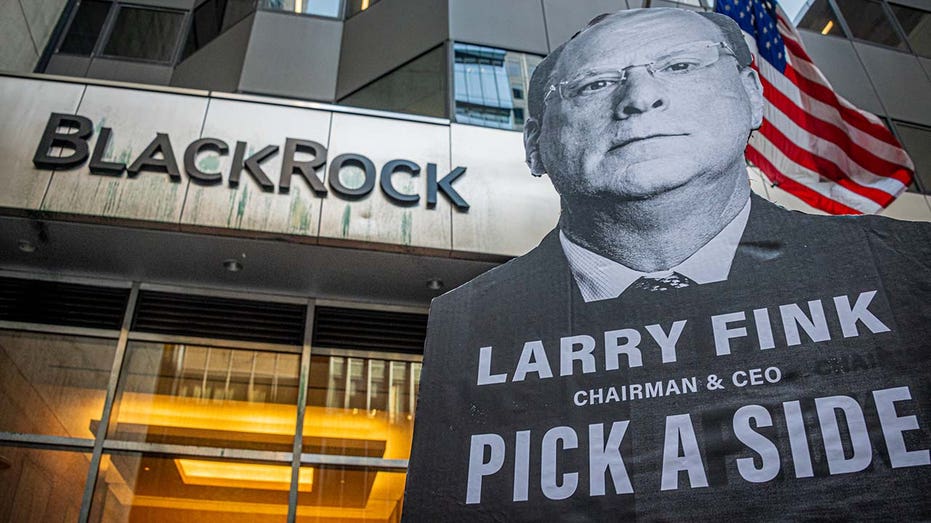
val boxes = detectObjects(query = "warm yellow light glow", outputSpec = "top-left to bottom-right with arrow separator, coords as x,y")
362,0 -> 370,10
295,0 -> 303,13
175,459 -> 313,492
821,20 -> 834,35
116,393 -> 409,454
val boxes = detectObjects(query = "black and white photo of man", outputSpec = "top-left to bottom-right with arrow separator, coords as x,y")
524,8 -> 761,298
404,8 -> 931,521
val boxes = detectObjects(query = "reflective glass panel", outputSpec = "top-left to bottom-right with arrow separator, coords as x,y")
305,355 -> 421,460
182,0 -> 224,60
453,43 -> 542,131
346,0 -> 381,18
339,46 -> 448,118
797,0 -> 846,36
108,342 -> 300,451
103,6 -> 185,62
835,0 -> 906,49
0,330 -> 116,439
261,0 -> 342,18
223,0 -> 258,30
296,467 -> 406,522
893,121 -> 931,194
89,453 -> 291,522
891,3 -> 931,57
59,0 -> 112,55
0,446 -> 91,521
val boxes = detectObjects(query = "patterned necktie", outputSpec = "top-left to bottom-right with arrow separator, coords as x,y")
628,272 -> 696,293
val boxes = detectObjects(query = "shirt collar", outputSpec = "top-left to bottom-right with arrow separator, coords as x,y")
559,198 -> 752,303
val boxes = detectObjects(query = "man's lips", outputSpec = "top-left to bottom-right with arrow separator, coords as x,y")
609,133 -> 689,151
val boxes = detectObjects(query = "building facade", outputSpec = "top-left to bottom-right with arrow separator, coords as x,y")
0,0 -> 929,521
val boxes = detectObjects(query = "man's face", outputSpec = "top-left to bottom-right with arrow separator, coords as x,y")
532,10 -> 762,202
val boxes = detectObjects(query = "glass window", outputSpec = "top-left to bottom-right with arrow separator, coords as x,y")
89,452 -> 291,522
893,121 -> 931,194
59,0 -> 112,55
297,467 -> 406,522
0,330 -> 116,439
107,342 -> 301,451
0,446 -> 91,521
182,0 -> 256,60
453,43 -> 542,131
297,354 -> 418,521
305,355 -> 421,460
346,0 -> 381,18
891,3 -> 931,57
102,6 -> 185,62
834,0 -> 907,49
796,0 -> 846,36
182,0 -> 224,60
223,0 -> 258,29
261,0 -> 342,18
339,46 -> 448,118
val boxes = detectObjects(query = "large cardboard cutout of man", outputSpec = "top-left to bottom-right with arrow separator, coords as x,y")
404,8 -> 931,521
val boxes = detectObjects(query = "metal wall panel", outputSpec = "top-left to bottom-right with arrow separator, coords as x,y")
798,32 -> 884,115
449,124 -> 560,257
239,11 -> 342,102
855,42 -> 931,124
448,0 -> 549,55
45,55 -> 92,78
317,113 -> 453,251
337,0 -> 448,98
180,98 -> 332,237
18,0 -> 68,55
0,0 -> 39,72
0,77 -> 85,210
921,57 -> 931,98
85,58 -> 174,86
41,85 -> 209,223
542,0 -> 628,50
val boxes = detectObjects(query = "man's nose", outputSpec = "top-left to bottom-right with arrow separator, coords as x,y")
612,68 -> 668,119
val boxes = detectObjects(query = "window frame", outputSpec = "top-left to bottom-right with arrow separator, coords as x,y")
54,0 -> 117,57
256,0 -> 347,21
96,3 -> 190,65
886,1 -> 931,57
826,0 -> 915,52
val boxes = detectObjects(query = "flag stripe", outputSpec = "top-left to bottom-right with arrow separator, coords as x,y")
782,63 -> 900,146
718,0 -> 913,214
757,121 -> 897,206
756,58 -> 912,166
747,142 -> 882,214
761,79 -> 913,188
747,147 -> 865,214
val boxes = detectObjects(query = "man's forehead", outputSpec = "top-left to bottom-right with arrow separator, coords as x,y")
555,9 -> 721,73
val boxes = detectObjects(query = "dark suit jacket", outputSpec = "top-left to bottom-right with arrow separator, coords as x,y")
404,195 -> 931,521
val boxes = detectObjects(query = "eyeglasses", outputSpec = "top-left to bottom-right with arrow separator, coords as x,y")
543,41 -> 737,105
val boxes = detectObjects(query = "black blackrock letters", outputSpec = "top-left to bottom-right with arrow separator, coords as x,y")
32,113 -> 470,210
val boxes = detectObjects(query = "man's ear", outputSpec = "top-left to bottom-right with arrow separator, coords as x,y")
524,117 -> 546,177
740,67 -> 764,130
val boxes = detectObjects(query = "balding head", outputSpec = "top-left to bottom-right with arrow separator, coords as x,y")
527,9 -> 753,123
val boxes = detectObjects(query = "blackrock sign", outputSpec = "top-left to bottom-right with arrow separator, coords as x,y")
33,113 -> 470,210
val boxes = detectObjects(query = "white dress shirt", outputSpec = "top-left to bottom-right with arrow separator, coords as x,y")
559,199 -> 752,303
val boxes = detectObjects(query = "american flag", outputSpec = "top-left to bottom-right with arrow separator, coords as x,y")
715,0 -> 915,214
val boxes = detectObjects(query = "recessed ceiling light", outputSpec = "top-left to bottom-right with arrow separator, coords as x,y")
17,240 -> 36,253
223,259 -> 243,272
426,278 -> 444,291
